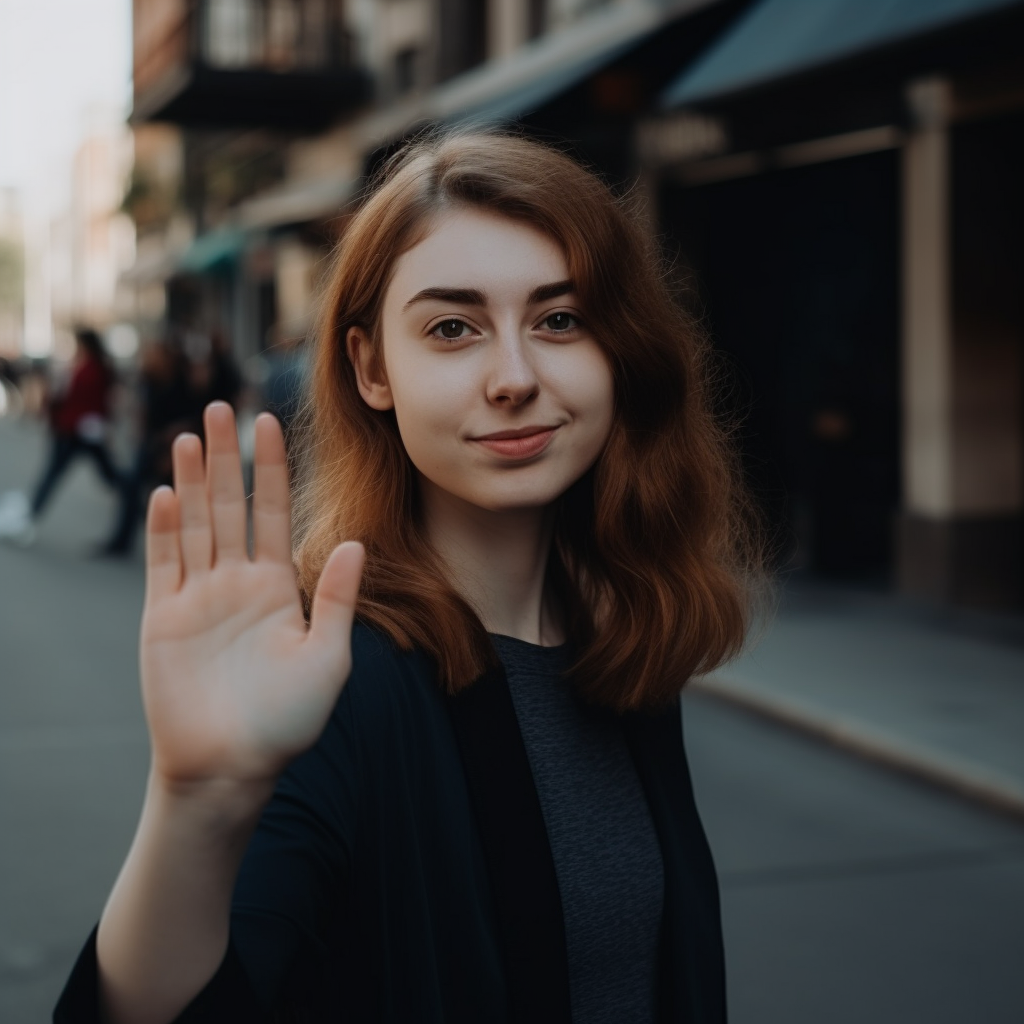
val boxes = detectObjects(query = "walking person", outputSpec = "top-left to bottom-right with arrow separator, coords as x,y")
101,331 -> 243,557
0,328 -> 121,547
56,131 -> 762,1023
100,339 -> 195,557
188,328 -> 242,415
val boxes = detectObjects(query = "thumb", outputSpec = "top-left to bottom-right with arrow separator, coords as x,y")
307,541 -> 365,654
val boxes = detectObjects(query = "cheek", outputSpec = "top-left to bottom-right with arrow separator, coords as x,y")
389,359 -> 473,438
390,391 -> 442,459
382,339 -> 452,433
387,370 -> 471,482
562,346 -> 615,436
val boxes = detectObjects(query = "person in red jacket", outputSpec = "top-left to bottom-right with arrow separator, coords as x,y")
26,327 -> 121,530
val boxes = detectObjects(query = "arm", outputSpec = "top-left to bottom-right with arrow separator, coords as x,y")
95,776 -> 268,1024
93,404 -> 364,1024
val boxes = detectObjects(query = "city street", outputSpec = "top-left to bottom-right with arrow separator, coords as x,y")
2,414 -> 1024,1022
686,697 -> 1024,1023
0,415 -> 147,1022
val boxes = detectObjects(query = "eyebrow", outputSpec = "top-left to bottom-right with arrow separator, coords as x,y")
402,279 -> 575,312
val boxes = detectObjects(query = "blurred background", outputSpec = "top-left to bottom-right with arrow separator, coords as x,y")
1,0 -> 1023,1021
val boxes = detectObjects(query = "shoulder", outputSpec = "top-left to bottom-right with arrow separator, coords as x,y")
347,620 -> 435,690
338,621 -> 448,736
276,624 -> 447,815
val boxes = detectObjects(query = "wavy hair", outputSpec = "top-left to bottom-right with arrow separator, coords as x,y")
293,128 -> 763,712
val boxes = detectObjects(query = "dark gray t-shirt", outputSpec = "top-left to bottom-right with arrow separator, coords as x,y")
491,634 -> 664,1024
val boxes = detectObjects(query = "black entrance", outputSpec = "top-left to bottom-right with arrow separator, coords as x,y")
661,149 -> 901,581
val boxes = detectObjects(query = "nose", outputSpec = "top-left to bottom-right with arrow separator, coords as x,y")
485,330 -> 539,408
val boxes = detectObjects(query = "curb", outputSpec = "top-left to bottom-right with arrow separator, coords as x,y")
690,675 -> 1024,823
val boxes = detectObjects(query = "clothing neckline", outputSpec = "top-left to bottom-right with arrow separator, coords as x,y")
489,632 -> 571,654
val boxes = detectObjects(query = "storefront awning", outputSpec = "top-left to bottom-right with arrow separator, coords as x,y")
432,2 -> 667,124
177,226 -> 248,275
450,33 -> 654,123
661,0 -> 1023,108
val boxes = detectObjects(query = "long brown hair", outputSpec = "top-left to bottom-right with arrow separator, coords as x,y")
293,128 -> 763,712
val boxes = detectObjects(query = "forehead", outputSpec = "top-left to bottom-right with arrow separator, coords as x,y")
387,207 -> 568,301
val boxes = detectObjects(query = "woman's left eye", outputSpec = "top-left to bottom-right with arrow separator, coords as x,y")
542,312 -> 578,332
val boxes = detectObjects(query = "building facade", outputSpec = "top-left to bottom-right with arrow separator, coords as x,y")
0,188 -> 24,358
124,0 -> 1024,607
646,0 -> 1024,605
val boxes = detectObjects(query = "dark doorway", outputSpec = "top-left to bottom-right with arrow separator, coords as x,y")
661,149 -> 901,581
436,0 -> 488,82
951,110 -> 1024,606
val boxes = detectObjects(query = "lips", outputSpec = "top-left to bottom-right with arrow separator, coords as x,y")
471,426 -> 558,460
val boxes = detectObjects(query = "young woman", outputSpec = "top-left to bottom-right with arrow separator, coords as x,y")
56,130 -> 759,1024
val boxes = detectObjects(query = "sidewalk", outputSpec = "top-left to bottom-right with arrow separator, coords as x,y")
698,579 -> 1024,820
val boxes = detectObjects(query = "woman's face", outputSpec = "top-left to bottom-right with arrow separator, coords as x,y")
353,206 -> 614,514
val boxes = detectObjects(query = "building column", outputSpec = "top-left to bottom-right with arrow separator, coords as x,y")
488,0 -> 525,59
898,77 -> 1024,606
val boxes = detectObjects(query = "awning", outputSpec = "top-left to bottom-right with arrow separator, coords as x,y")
431,1 -> 667,124
449,32 -> 655,123
353,1 -> 729,161
177,226 -> 248,275
661,0 -> 1023,108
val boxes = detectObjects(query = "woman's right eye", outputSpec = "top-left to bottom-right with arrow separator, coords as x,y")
431,319 -> 471,341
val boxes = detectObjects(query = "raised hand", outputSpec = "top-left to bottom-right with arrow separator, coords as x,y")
140,402 -> 364,789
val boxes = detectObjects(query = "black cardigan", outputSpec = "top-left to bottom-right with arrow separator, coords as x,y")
55,624 -> 726,1023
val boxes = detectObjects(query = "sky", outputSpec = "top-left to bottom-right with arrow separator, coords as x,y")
0,0 -> 132,200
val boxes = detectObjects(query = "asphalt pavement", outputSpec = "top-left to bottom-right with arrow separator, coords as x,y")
2,410 -> 1023,1022
684,693 -> 1024,1023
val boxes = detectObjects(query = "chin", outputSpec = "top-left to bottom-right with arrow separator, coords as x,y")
468,481 -> 574,513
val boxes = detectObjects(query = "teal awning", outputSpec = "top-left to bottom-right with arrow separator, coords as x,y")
662,0 -> 1023,107
178,226 -> 247,275
453,32 -> 654,123
428,1 -> 678,125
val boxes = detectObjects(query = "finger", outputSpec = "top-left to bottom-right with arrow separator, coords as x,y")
203,402 -> 247,563
252,413 -> 292,565
145,485 -> 181,603
172,433 -> 212,577
307,542 -> 365,657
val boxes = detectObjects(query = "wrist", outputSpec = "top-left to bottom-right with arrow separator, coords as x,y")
146,770 -> 274,836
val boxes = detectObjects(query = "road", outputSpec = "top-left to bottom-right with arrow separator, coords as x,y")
684,693 -> 1024,1023
2,414 -> 1023,1022
1,416 -> 147,1022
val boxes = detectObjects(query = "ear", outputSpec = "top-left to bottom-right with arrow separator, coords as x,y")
346,326 -> 394,411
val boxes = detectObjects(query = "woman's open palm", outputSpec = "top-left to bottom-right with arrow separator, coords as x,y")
140,402 -> 364,788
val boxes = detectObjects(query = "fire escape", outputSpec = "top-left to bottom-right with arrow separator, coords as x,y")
132,0 -> 371,129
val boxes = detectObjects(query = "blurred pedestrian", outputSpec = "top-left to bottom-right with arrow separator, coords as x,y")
190,328 -> 242,414
260,329 -> 308,446
100,329 -> 245,557
0,353 -> 20,392
98,337 -> 193,557
0,328 -> 120,547
0,354 -> 24,418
